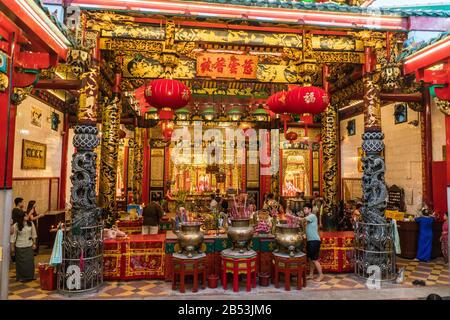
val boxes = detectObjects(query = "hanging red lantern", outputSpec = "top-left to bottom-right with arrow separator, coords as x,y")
266,91 -> 288,114
144,79 -> 191,110
285,86 -> 329,114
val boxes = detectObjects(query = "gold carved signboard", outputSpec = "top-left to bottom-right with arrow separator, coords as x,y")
150,149 -> 164,188
197,53 -> 258,80
22,140 -> 46,170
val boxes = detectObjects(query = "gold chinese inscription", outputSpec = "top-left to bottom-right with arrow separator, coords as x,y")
21,140 -> 47,170
101,25 -> 164,40
363,72 -> 382,130
197,53 -> 258,80
312,51 -> 364,64
99,38 -> 163,52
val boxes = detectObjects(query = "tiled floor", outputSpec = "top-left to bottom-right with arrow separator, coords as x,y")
8,253 -> 449,300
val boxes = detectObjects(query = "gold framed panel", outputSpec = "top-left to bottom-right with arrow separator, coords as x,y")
150,148 -> 165,188
21,139 -> 47,170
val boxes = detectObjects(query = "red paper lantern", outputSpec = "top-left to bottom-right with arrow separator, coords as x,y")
285,86 -> 329,115
144,79 -> 191,110
267,91 -> 288,114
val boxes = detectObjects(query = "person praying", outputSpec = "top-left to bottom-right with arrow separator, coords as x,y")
287,203 -> 324,282
26,200 -> 44,255
142,194 -> 164,235
415,209 -> 434,262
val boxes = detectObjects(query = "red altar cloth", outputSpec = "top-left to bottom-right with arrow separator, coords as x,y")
117,218 -> 143,235
103,234 -> 166,280
319,231 -> 355,273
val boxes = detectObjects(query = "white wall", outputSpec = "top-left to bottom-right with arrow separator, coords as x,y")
13,96 -> 63,178
340,103 -> 423,213
430,98 -> 446,162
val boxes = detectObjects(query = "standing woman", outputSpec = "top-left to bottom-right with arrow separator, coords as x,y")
415,209 -> 434,262
26,200 -> 44,254
10,212 -> 37,282
441,212 -> 448,264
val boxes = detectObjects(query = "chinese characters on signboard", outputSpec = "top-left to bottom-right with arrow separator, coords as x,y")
196,53 -> 258,80
21,139 -> 47,170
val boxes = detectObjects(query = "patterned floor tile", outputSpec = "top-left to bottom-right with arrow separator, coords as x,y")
7,255 -> 449,299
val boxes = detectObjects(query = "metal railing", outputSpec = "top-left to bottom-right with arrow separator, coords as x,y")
57,222 -> 104,295
354,221 -> 397,281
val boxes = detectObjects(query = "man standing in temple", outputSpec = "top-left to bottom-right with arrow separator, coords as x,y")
287,203 -> 324,282
12,197 -> 25,225
142,194 -> 164,235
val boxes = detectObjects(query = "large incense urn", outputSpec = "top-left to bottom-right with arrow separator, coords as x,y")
227,218 -> 254,253
274,224 -> 303,257
175,222 -> 204,257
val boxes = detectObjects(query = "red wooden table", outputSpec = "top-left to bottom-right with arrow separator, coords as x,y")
273,252 -> 307,291
172,253 -> 207,293
221,249 -> 257,292
103,234 -> 166,280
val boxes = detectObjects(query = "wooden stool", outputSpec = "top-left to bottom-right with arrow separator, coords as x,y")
273,252 -> 307,291
172,253 -> 207,293
221,249 -> 257,292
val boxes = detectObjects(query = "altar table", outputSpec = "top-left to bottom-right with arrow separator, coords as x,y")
116,218 -> 173,235
165,231 -> 354,279
319,232 -> 355,273
103,234 -> 166,280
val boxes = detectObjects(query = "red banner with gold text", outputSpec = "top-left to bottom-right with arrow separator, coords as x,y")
196,53 -> 258,80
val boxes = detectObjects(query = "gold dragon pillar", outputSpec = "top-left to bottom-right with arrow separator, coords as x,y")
321,65 -> 339,222
133,127 -> 144,204
99,73 -> 122,224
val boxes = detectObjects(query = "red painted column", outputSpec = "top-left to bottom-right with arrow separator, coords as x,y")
0,92 -> 16,190
422,87 -> 433,208
260,130 -> 271,205
142,128 -> 150,205
123,141 -> 129,205
446,116 -> 450,194
0,31 -> 16,301
241,144 -> 246,193
58,112 -> 69,209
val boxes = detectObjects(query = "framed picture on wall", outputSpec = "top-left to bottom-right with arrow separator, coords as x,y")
394,103 -> 408,124
346,119 -> 356,136
31,107 -> 42,127
21,139 -> 46,170
51,112 -> 60,131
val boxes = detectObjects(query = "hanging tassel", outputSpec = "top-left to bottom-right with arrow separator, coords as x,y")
79,248 -> 85,272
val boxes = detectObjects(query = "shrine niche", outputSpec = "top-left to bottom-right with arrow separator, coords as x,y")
282,152 -> 309,197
